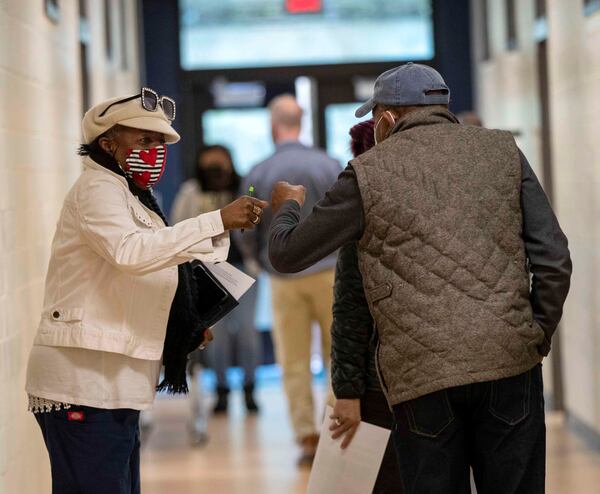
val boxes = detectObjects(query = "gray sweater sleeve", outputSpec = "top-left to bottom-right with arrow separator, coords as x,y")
520,151 -> 572,355
269,165 -> 364,273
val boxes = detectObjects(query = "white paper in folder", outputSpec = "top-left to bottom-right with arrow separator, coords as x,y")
306,406 -> 391,494
203,262 -> 255,301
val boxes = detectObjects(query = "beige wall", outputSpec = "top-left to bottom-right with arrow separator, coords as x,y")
472,0 -> 600,435
546,0 -> 600,432
470,0 -> 557,395
0,1 -> 140,492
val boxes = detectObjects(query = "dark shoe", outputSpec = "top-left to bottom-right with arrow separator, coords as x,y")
244,384 -> 259,413
213,386 -> 229,414
190,429 -> 209,447
297,433 -> 319,467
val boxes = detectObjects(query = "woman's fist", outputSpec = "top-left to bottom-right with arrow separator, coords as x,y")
220,196 -> 269,230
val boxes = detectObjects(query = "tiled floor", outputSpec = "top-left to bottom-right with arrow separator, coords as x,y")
141,384 -> 600,494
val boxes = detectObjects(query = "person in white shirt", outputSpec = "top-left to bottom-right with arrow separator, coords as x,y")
25,88 -> 268,494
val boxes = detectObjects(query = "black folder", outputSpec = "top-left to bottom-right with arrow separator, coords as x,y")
191,261 -> 239,328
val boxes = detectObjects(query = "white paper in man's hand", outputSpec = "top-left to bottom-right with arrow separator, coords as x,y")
203,262 -> 255,301
306,406 -> 391,494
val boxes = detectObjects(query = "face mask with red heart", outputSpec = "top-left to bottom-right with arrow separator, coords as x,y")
121,145 -> 167,189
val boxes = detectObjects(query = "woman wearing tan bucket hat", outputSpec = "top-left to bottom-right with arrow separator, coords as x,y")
24,87 -> 268,494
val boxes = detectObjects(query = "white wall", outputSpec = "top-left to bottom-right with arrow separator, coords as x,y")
0,1 -> 140,492
471,0 -> 600,436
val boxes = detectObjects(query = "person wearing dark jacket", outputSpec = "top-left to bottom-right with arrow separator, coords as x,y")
330,119 -> 402,493
268,63 -> 572,493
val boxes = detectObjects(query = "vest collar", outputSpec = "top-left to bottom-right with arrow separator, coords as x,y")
390,107 -> 460,136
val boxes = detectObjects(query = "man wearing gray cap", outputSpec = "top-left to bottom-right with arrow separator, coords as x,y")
268,63 -> 572,493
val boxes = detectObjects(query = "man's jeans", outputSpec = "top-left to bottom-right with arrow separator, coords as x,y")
392,364 -> 545,494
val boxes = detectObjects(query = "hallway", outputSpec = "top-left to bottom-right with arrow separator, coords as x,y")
141,382 -> 600,494
141,382 -> 318,494
2,2 -> 600,492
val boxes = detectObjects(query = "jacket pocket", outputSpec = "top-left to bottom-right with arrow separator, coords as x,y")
489,368 -> 531,425
48,308 -> 84,323
531,321 -> 551,357
404,389 -> 455,438
368,282 -> 393,303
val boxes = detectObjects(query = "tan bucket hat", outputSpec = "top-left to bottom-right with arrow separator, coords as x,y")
82,90 -> 181,144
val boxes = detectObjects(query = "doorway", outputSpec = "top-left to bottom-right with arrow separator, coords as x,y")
536,35 -> 565,411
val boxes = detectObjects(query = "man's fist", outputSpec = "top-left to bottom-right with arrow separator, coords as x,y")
271,181 -> 306,213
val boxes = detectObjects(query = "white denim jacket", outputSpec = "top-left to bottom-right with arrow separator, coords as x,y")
33,157 -> 230,360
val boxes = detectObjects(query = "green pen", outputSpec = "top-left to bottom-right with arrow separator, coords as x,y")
242,184 -> 255,234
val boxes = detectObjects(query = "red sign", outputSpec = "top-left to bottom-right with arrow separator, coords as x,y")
285,0 -> 322,14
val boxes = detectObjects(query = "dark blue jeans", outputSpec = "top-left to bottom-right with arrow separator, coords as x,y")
361,390 -> 403,493
392,364 -> 545,494
35,406 -> 141,494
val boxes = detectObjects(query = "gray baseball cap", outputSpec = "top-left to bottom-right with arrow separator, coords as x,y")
355,62 -> 450,118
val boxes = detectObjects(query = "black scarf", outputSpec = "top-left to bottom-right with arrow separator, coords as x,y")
89,150 -> 203,394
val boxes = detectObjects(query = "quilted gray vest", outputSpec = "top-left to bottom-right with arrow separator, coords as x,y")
353,108 -> 544,406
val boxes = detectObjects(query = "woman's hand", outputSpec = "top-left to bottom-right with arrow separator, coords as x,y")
329,398 -> 362,449
220,196 -> 269,230
197,329 -> 214,350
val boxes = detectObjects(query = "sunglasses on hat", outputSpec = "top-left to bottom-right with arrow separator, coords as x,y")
99,87 -> 176,121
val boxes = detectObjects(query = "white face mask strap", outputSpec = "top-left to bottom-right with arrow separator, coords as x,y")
374,111 -> 396,144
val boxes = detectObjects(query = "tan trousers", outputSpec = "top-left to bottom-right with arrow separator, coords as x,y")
270,269 -> 334,442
